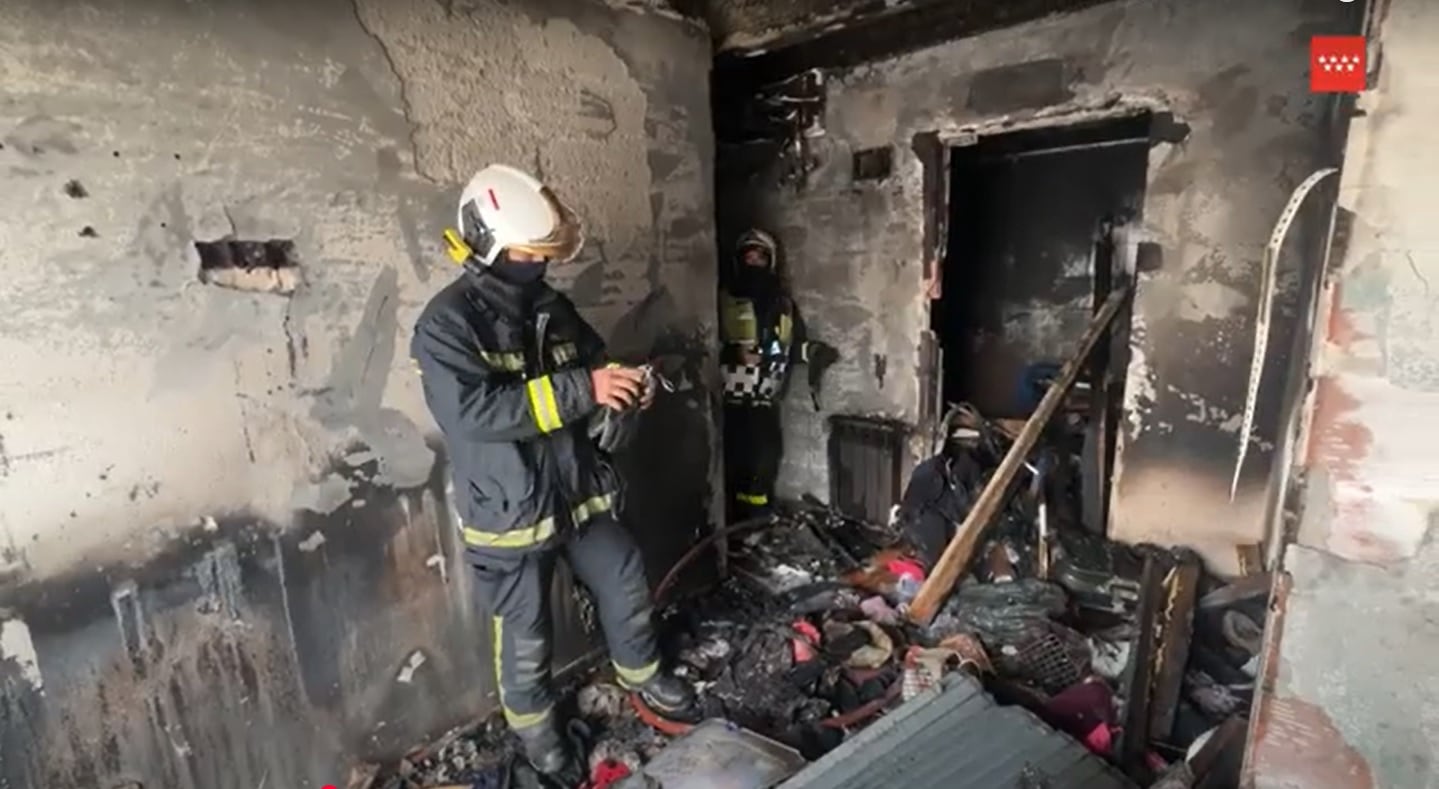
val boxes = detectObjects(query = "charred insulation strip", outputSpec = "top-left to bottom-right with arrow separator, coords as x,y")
195,239 -> 301,295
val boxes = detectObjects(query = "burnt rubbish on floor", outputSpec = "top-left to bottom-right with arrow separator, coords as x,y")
365,385 -> 1265,789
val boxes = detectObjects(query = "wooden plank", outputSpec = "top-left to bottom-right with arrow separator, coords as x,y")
1119,554 -> 1165,782
906,286 -> 1131,625
1150,553 -> 1201,741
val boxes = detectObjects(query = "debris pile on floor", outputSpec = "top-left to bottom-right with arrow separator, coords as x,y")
372,395 -> 1267,788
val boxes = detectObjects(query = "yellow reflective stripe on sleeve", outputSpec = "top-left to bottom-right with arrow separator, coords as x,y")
493,616 -> 552,730
736,492 -> 769,506
525,375 -> 563,433
572,493 -> 613,525
551,342 -> 579,365
778,313 -> 793,345
614,660 -> 659,688
479,350 -> 525,372
463,517 -> 556,549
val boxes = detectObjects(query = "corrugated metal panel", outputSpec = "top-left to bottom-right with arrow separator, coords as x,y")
781,674 -> 1134,789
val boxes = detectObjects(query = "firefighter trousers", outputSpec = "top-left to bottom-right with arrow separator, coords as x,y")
471,515 -> 659,731
724,402 -> 783,519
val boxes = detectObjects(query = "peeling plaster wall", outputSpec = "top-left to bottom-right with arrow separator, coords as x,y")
1247,0 -> 1439,785
0,0 -> 715,786
719,0 -> 1353,572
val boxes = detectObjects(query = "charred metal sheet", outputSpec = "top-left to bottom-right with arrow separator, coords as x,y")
781,672 -> 1134,789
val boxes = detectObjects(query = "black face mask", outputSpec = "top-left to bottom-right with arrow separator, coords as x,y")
490,257 -> 549,286
733,260 -> 778,300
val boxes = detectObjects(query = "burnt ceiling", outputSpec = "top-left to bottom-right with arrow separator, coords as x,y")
687,0 -> 1114,61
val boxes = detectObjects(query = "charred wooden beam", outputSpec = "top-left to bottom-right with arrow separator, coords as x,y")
1192,717 -> 1248,789
906,286 -> 1131,625
1119,553 -> 1165,781
1150,551 -> 1202,741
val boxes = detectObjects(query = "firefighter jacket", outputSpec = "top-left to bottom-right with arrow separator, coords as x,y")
411,271 -> 619,558
720,289 -> 816,406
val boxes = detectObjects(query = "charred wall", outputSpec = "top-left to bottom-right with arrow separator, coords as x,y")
0,0 -> 716,786
1246,0 -> 1439,784
714,0 -> 1360,573
939,118 -> 1150,417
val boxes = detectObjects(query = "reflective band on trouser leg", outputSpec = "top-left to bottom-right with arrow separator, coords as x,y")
463,517 -> 556,549
736,492 -> 769,506
525,375 -> 563,433
614,659 -> 659,688
492,616 -> 551,730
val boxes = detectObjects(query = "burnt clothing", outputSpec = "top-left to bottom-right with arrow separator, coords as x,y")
724,403 -> 783,517
474,515 -> 659,730
411,269 -> 619,557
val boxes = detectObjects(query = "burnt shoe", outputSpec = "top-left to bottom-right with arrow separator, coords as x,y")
514,722 -> 584,785
625,671 -> 696,716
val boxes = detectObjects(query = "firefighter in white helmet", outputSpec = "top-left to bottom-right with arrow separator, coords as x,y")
411,165 -> 694,782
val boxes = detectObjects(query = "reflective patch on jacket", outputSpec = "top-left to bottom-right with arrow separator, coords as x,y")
411,273 -> 617,556
721,292 -> 793,405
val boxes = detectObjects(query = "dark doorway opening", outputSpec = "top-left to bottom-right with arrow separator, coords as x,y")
932,113 -> 1151,532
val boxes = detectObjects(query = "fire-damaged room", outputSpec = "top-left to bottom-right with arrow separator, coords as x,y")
2,0 -> 1436,788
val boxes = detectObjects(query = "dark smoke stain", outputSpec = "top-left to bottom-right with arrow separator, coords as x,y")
578,89 -> 618,139
1149,160 -> 1198,197
568,241 -> 610,309
650,149 -> 687,184
1195,65 -> 1259,139
1149,112 -> 1191,144
377,147 -> 429,284
967,58 -> 1072,115
1213,85 -> 1259,139
3,115 -> 81,157
313,266 -> 400,427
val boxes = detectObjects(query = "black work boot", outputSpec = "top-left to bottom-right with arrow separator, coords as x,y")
514,722 -> 584,786
626,671 -> 696,717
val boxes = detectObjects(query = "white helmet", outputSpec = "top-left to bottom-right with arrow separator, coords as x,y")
448,164 -> 584,266
735,228 -> 779,270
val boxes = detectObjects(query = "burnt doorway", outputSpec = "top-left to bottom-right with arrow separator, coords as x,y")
931,113 -> 1151,532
